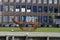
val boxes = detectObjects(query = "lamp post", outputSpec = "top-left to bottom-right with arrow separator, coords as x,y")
25,33 -> 29,40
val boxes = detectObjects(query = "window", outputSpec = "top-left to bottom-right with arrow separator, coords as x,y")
21,16 -> 26,22
0,0 -> 2,2
16,5 -> 20,12
0,5 -> 2,12
3,16 -> 8,22
54,0 -> 57,4
43,0 -> 47,4
38,6 -> 42,12
21,6 -> 26,12
15,0 -> 20,3
32,0 -> 36,3
54,7 -> 58,13
38,16 -> 42,23
26,16 -> 31,22
10,5 -> 14,12
43,16 -> 48,22
27,6 -> 31,12
44,6 -> 48,12
15,16 -> 19,22
27,0 -> 31,3
4,5 -> 8,12
49,6 -> 53,13
9,16 -> 14,22
33,6 -> 37,12
0,16 -> 2,23
21,0 -> 25,3
3,0 -> 8,2
38,0 -> 42,4
49,0 -> 52,4
9,0 -> 14,2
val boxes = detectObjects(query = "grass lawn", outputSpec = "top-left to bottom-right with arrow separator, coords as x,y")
0,27 -> 60,32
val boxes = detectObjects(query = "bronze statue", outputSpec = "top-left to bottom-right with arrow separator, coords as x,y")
12,18 -> 38,31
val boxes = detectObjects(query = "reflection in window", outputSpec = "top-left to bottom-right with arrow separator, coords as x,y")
38,16 -> 42,23
4,5 -> 8,12
0,16 -> 2,23
54,7 -> 58,13
49,0 -> 52,4
21,0 -> 25,3
54,0 -> 57,4
21,16 -> 26,22
38,6 -> 42,12
26,16 -> 31,22
0,5 -> 2,12
32,0 -> 36,3
9,0 -> 14,2
15,16 -> 19,22
49,6 -> 53,13
15,0 -> 20,3
27,6 -> 31,12
38,0 -> 42,4
43,16 -> 48,22
10,5 -> 14,12
3,16 -> 8,22
33,6 -> 37,12
16,5 -> 20,12
21,6 -> 26,12
9,16 -> 14,22
3,0 -> 8,2
43,0 -> 47,4
27,0 -> 31,3
0,0 -> 2,2
44,6 -> 48,12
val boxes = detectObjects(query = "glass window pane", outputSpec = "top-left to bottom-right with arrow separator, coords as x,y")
26,16 -> 31,22
38,16 -> 42,23
0,0 -> 2,2
21,6 -> 26,12
44,6 -> 48,12
15,16 -> 19,22
43,16 -> 48,22
9,0 -> 14,2
54,0 -> 57,4
9,16 -> 14,22
3,0 -> 8,2
27,0 -> 31,3
16,5 -> 20,12
32,0 -> 36,3
38,0 -> 42,4
21,0 -> 25,3
21,16 -> 26,22
54,7 -> 58,13
33,6 -> 37,12
10,5 -> 14,12
38,6 -> 42,12
0,5 -> 2,12
0,16 -> 2,23
43,0 -> 47,4
49,6 -> 53,13
3,16 -> 8,22
4,5 -> 8,12
27,6 -> 31,12
49,0 -> 52,4
15,0 -> 20,3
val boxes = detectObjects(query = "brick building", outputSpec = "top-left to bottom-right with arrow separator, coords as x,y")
0,0 -> 60,27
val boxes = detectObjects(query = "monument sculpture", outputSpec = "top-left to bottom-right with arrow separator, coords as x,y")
12,18 -> 38,31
